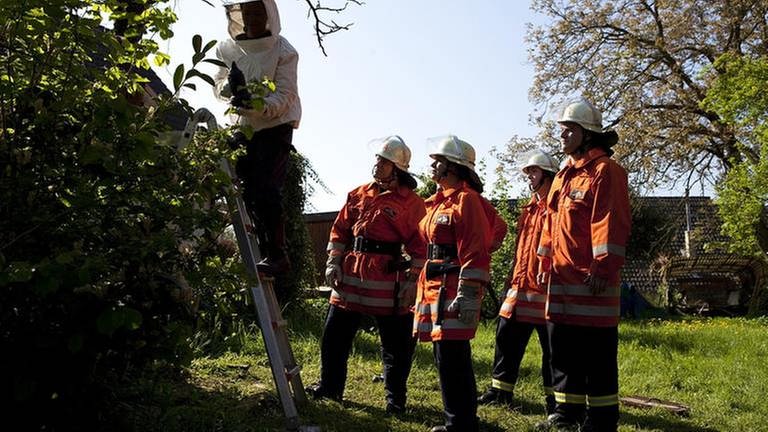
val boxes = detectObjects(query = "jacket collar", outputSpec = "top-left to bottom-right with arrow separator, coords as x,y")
365,181 -> 410,198
567,147 -> 608,170
426,181 -> 467,205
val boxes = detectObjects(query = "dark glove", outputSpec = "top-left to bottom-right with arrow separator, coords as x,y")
228,62 -> 252,108
226,130 -> 248,150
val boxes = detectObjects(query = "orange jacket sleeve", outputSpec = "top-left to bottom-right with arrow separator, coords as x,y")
455,191 -> 491,283
403,193 -> 427,268
328,189 -> 358,256
588,162 -> 631,281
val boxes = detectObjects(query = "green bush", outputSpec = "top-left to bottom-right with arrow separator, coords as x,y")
0,1 -> 323,427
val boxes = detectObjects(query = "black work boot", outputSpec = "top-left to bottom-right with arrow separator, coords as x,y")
257,250 -> 291,275
385,402 -> 405,416
545,394 -> 556,415
257,218 -> 291,275
534,413 -> 581,432
477,387 -> 514,406
305,382 -> 342,402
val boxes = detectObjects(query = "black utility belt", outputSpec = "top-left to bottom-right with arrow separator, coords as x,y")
352,236 -> 402,256
427,243 -> 457,260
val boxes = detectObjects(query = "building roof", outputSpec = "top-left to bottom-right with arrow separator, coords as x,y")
303,196 -> 738,297
622,196 -> 731,295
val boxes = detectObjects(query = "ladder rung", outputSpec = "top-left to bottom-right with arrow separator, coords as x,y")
285,365 -> 302,379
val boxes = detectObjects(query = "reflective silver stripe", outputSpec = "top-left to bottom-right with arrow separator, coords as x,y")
417,302 -> 440,315
549,284 -> 620,297
547,302 -> 619,317
415,319 -> 474,332
592,243 -> 626,257
554,391 -> 586,404
411,258 -> 426,268
331,290 -> 394,307
506,289 -> 546,303
341,276 -> 395,291
327,241 -> 346,252
500,303 -> 544,318
492,379 -> 514,392
587,393 -> 619,407
460,267 -> 490,282
537,245 -> 551,256
515,306 -> 545,318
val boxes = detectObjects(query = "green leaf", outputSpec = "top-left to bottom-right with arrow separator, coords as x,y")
153,52 -> 171,67
173,64 -> 184,91
202,40 -> 217,54
96,307 -> 122,336
241,125 -> 255,140
197,72 -> 215,87
34,274 -> 60,296
192,34 -> 202,53
192,52 -> 204,65
203,58 -> 227,68
183,83 -> 197,91
6,261 -> 34,283
122,307 -> 143,330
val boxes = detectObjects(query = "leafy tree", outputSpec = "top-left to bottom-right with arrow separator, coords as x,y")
516,0 -> 768,191
702,54 -> 768,258
0,0 -> 318,427
485,164 -> 522,319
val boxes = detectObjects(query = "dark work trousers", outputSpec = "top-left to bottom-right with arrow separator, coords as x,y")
491,315 -> 553,403
235,123 -> 294,259
319,304 -> 416,407
548,322 -> 619,432
433,340 -> 479,432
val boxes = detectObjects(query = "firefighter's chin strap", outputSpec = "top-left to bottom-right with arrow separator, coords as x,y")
528,176 -> 544,193
373,165 -> 398,190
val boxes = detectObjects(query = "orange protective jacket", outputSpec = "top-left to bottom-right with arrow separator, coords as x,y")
537,148 -> 631,327
480,196 -> 508,253
414,183 -> 491,341
499,183 -> 550,324
327,182 -> 426,316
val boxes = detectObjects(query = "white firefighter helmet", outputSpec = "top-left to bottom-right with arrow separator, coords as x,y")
428,135 -> 476,170
374,135 -> 411,171
520,149 -> 559,174
557,99 -> 604,133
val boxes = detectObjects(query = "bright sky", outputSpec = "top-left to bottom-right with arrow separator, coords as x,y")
155,1 -> 553,212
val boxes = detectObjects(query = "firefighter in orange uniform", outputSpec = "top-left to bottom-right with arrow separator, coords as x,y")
478,150 -> 559,414
306,136 -> 426,415
415,135 -> 491,432
536,100 -> 631,432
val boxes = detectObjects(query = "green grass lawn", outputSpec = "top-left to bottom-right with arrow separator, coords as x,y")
112,304 -> 768,432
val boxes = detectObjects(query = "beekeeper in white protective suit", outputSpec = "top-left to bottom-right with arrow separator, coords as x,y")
213,0 -> 302,274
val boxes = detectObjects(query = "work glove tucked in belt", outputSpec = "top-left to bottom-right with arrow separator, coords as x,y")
447,280 -> 482,326
325,254 -> 343,290
398,267 -> 420,308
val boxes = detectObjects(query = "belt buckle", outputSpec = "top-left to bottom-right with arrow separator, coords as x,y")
427,244 -> 440,260
353,236 -> 364,252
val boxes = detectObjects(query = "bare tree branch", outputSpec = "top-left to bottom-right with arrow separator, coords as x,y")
303,0 -> 363,56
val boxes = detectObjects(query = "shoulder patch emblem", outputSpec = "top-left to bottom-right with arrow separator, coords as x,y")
436,213 -> 451,225
569,189 -> 586,200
